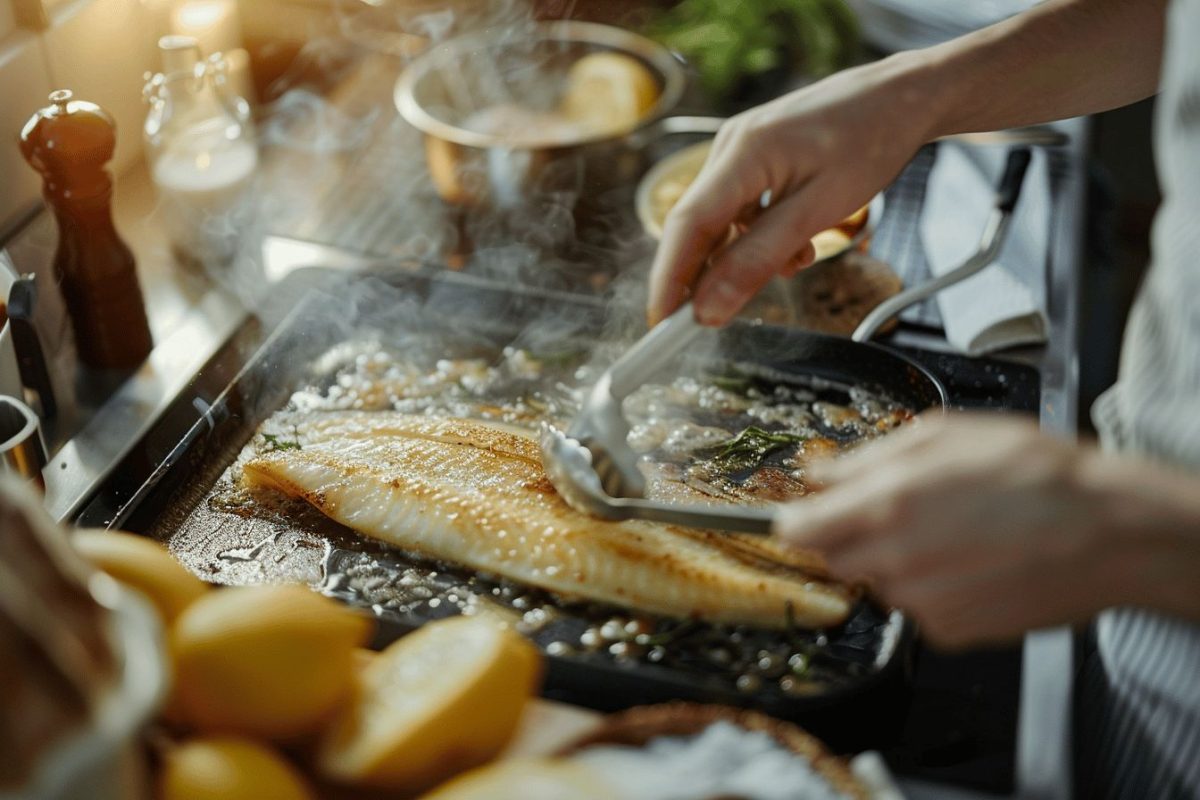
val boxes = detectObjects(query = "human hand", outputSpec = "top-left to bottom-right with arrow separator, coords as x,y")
647,56 -> 938,327
773,413 -> 1200,648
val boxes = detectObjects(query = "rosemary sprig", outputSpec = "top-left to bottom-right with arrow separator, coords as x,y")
705,426 -> 807,474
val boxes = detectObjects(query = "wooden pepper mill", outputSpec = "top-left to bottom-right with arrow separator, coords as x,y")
19,90 -> 153,373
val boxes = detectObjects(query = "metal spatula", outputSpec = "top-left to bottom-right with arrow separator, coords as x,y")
540,302 -> 774,534
542,147 -> 1033,535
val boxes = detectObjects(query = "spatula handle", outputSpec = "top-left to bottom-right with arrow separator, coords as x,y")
608,302 -> 706,398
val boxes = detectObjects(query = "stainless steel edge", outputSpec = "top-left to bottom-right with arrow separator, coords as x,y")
42,287 -> 248,522
1016,117 -> 1089,800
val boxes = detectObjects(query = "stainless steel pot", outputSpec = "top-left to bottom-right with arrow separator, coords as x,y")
394,21 -> 718,209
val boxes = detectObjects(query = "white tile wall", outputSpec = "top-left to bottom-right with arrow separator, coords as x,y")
0,0 -> 335,235
0,3 -> 17,38
0,29 -> 53,234
41,0 -> 163,173
0,0 -> 173,234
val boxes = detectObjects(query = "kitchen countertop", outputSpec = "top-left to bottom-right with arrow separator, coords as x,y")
2,47 -> 1089,800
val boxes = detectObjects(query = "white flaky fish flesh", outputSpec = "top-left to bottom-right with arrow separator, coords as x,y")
241,413 -> 851,629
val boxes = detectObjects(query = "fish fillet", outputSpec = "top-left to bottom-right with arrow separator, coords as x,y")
241,413 -> 851,629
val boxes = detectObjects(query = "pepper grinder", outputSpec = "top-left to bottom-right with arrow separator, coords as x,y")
19,90 -> 154,375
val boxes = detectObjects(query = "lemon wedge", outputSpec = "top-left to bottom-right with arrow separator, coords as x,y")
72,529 -> 208,622
171,584 -> 372,739
560,51 -> 659,137
810,228 -> 853,261
159,737 -> 315,800
420,758 -> 611,800
317,616 -> 542,792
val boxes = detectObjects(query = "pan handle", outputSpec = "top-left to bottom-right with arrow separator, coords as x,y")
851,147 -> 1032,343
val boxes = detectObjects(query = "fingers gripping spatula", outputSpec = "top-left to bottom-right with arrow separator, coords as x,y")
541,147 -> 1033,535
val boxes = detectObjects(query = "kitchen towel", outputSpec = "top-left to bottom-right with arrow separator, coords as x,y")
919,143 -> 1051,356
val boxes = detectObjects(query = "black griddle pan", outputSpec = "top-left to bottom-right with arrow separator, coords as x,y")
73,266 -> 948,751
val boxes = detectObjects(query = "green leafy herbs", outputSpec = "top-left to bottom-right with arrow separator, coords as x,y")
645,0 -> 860,101
704,425 -> 807,475
261,432 -> 302,452
525,347 -> 588,368
709,372 -> 754,394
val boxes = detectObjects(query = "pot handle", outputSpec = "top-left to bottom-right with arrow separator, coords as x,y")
851,147 -> 1032,343
625,114 -> 726,150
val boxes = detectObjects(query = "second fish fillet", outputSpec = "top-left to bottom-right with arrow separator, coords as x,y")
241,412 -> 851,629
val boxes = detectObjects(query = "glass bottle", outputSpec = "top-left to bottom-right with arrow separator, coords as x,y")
144,35 -> 258,270
19,90 -> 154,373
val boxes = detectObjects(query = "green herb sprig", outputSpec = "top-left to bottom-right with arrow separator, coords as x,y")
262,432 -> 302,452
705,425 -> 807,475
645,0 -> 860,101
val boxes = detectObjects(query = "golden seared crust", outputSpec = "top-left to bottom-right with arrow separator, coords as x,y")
558,702 -> 868,799
242,413 -> 852,629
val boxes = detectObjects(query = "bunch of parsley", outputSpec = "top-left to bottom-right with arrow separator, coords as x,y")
645,0 -> 860,101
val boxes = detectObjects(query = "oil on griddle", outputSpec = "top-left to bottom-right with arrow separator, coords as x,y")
161,332 -> 912,704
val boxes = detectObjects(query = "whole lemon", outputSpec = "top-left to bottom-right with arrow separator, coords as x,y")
72,530 -> 208,621
159,737 -> 315,800
171,584 -> 372,739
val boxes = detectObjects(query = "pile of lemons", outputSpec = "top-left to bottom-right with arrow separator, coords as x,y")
73,531 -> 543,799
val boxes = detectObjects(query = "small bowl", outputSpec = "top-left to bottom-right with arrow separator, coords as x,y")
636,138 -> 884,262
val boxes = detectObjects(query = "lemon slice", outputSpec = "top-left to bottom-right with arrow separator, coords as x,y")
560,51 -> 659,137
159,737 -> 316,800
420,758 -> 612,800
318,616 -> 542,792
171,585 -> 372,739
810,228 -> 853,262
73,529 -> 208,621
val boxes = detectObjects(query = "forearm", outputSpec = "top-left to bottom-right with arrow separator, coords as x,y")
883,0 -> 1166,140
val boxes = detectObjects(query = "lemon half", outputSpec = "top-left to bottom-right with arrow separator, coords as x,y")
560,51 -> 659,137
318,616 -> 542,792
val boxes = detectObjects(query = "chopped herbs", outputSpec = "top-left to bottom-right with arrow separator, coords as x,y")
704,426 -> 807,474
261,432 -> 302,452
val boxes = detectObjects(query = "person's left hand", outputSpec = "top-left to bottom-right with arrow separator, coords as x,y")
773,413 -> 1142,648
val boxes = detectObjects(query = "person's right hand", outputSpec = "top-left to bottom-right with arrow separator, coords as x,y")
647,56 -> 940,327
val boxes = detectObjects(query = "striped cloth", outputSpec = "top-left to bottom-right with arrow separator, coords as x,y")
1087,0 -> 1200,796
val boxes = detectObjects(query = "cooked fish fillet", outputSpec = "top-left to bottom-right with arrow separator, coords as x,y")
241,413 -> 851,629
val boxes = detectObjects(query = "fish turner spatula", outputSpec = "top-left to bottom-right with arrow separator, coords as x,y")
540,302 -> 774,534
